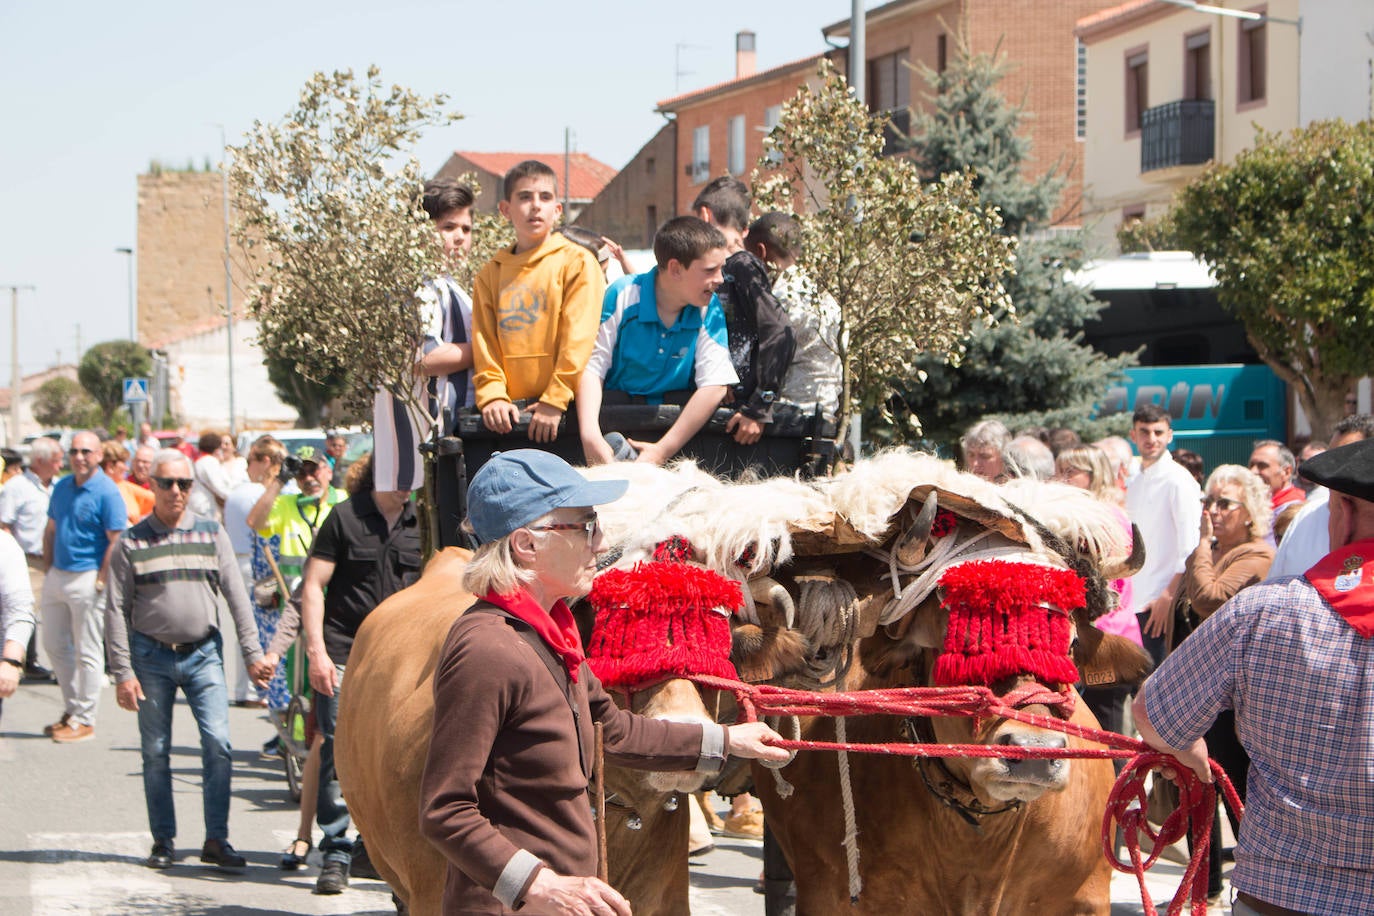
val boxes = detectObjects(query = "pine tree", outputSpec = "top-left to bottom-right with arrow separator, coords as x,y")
885,39 -> 1135,448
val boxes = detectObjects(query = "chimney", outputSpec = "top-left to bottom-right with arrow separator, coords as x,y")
736,30 -> 757,79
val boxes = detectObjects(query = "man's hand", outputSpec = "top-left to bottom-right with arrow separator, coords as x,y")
528,403 -> 563,443
307,645 -> 338,697
1157,736 -> 1213,785
1143,594 -> 1172,638
581,436 -> 615,467
249,654 -> 278,687
116,678 -> 146,712
481,401 -> 521,435
725,412 -> 764,446
629,439 -> 669,466
726,721 -> 790,763
0,663 -> 18,698
521,868 -> 631,916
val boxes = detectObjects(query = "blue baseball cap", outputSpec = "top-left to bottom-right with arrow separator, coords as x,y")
467,449 -> 627,544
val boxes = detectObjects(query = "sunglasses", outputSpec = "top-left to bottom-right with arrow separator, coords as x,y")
1202,496 -> 1241,512
69,447 -> 95,456
153,476 -> 194,492
528,515 -> 601,547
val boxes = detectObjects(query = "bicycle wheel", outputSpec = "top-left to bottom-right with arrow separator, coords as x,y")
284,694 -> 311,804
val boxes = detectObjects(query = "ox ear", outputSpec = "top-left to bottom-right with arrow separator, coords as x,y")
1072,610 -> 1153,688
732,623 -> 810,683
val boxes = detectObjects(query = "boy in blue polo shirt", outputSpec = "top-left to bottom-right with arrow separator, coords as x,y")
577,217 -> 738,466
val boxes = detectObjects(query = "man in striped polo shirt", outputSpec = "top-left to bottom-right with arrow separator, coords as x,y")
105,449 -> 271,873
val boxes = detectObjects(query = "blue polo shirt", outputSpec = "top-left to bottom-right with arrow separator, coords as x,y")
48,468 -> 127,572
587,268 -> 737,403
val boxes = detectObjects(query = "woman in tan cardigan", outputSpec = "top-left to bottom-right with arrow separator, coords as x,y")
1175,462 -> 1275,900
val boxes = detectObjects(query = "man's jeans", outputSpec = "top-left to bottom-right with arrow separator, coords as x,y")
41,568 -> 104,727
315,663 -> 352,865
130,630 -> 233,843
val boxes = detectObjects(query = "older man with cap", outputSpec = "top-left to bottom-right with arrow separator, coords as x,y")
1132,437 -> 1374,916
419,450 -> 788,915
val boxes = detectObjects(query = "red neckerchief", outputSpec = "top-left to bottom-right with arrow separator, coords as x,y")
1305,537 -> 1374,638
483,588 -> 585,682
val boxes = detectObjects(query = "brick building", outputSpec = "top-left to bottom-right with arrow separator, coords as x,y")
433,151 -> 617,224
571,124 -> 677,250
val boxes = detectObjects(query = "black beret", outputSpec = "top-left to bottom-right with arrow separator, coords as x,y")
1301,437 -> 1374,503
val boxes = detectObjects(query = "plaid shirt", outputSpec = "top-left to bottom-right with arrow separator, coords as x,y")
1144,575 -> 1374,915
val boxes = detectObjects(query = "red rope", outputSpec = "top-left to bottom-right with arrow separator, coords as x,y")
687,673 -> 1244,916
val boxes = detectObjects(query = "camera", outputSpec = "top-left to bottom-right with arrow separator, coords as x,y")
278,455 -> 303,482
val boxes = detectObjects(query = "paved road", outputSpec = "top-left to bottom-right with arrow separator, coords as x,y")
0,676 -> 1223,914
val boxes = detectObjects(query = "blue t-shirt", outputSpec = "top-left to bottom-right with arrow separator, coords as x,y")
587,269 -> 737,403
48,469 -> 127,572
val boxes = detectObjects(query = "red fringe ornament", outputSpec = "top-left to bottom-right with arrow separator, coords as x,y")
933,560 -> 1084,691
587,553 -> 744,690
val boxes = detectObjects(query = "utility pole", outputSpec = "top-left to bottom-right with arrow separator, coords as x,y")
564,128 -> 573,220
116,247 -> 136,341
218,125 -> 238,439
847,0 -> 866,462
3,285 -> 34,447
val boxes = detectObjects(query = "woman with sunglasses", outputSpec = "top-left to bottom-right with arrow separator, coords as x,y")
1174,463 -> 1274,901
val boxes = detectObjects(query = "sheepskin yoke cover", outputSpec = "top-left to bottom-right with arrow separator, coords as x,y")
587,538 -> 744,690
934,559 -> 1084,690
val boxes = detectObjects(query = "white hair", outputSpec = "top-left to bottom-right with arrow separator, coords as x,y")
27,437 -> 62,463
150,448 -> 191,478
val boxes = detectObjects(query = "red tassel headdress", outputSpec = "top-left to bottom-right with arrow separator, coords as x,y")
587,537 -> 744,690
933,559 -> 1083,692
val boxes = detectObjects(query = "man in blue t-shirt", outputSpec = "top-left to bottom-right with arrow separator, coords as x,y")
576,216 -> 738,467
42,430 -> 127,743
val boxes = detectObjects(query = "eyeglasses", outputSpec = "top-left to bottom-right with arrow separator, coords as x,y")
1202,496 -> 1241,512
152,477 -> 194,492
528,516 -> 601,547
69,447 -> 95,456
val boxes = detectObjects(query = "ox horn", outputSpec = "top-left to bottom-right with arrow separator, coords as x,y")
749,576 -> 796,630
894,492 -> 939,567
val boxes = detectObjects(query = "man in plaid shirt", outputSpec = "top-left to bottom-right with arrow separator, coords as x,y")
1133,438 -> 1374,916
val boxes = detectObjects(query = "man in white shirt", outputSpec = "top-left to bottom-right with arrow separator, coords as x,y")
1268,414 -> 1374,579
0,437 -> 61,677
1125,404 -> 1202,666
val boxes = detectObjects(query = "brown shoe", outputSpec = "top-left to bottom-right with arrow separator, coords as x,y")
51,722 -> 95,743
721,809 -> 764,840
42,713 -> 71,738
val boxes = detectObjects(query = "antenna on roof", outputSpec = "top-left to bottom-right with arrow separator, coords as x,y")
675,42 -> 710,92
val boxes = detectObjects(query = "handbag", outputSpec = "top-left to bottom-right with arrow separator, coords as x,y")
252,575 -> 281,609
1168,590 -> 1195,652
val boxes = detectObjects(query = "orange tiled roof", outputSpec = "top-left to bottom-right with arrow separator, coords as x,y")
656,52 -> 829,112
450,152 -> 617,201
1076,0 -> 1169,37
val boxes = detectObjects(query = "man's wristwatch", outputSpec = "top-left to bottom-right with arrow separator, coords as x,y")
0,657 -> 23,670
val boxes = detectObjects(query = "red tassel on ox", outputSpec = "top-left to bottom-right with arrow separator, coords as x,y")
933,560 -> 1084,690
587,553 -> 744,690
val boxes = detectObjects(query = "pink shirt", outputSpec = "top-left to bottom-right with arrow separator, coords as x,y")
1095,506 -> 1143,646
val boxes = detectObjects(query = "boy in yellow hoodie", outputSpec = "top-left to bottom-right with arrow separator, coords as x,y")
471,160 -> 606,442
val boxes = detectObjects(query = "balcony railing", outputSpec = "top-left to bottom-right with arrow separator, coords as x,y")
1141,99 -> 1214,173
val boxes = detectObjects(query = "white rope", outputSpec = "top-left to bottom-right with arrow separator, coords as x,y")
836,716 -> 862,901
869,533 -> 1054,626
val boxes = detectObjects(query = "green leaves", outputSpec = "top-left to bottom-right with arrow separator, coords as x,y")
230,67 -> 461,421
77,341 -> 154,429
1172,119 -> 1374,436
753,60 -> 1014,442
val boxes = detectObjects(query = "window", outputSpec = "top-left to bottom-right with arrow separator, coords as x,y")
867,49 -> 911,112
645,156 -> 655,176
937,34 -> 948,74
763,105 -> 783,165
690,125 -> 710,184
1125,48 -> 1149,135
1238,15 -> 1266,105
1184,30 -> 1211,100
1076,39 -> 1087,140
646,205 -> 658,244
728,115 -> 746,176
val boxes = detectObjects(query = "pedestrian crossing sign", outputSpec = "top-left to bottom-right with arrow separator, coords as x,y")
123,377 -> 150,404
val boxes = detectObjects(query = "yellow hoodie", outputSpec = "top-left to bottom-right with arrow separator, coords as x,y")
471,233 -> 606,412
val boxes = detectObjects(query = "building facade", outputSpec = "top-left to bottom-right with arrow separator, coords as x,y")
571,124 -> 677,249
433,151 -> 617,224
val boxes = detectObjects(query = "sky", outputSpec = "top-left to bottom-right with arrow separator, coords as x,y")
0,0 -> 853,380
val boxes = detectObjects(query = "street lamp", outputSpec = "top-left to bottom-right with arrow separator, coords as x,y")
115,247 -> 135,341
1159,0 -> 1301,30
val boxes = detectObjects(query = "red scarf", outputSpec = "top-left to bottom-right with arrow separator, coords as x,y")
483,588 -> 586,682
1305,538 -> 1374,638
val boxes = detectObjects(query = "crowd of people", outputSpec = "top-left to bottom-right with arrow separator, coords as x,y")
0,156 -> 1370,914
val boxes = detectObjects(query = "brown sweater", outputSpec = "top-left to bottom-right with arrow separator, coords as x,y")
419,602 -> 719,914
1183,538 -> 1275,620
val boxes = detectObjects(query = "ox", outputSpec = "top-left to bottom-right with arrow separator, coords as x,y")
335,547 -> 734,916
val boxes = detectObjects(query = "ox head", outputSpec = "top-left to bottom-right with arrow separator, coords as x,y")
586,541 -> 743,794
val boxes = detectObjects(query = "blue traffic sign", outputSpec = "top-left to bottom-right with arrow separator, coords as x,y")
123,377 -> 150,404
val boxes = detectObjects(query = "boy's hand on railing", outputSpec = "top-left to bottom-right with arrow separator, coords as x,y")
527,403 -> 562,443
481,401 -> 521,435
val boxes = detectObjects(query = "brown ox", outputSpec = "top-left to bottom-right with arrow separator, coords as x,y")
730,477 -> 1150,915
335,548 -> 724,916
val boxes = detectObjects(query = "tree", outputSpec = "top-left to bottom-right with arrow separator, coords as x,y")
1117,212 -> 1181,254
892,39 -> 1136,447
264,352 -> 349,428
77,340 -> 153,428
230,67 -> 459,423
33,377 -> 102,429
752,60 -> 1015,444
1171,120 -> 1374,440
